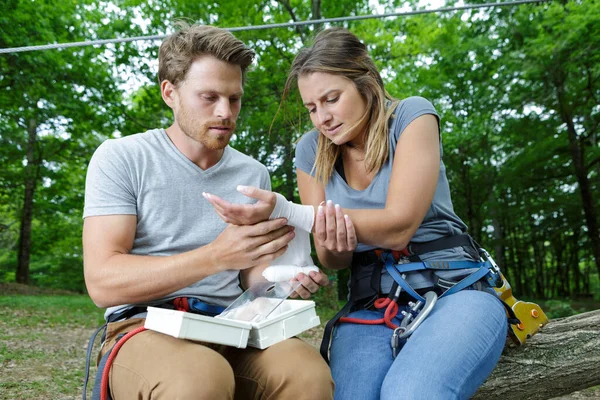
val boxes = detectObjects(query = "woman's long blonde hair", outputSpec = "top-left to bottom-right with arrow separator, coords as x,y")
283,27 -> 399,185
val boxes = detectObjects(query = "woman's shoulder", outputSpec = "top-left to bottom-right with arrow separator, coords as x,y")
394,96 -> 437,114
296,129 -> 320,155
297,128 -> 320,146
295,129 -> 319,172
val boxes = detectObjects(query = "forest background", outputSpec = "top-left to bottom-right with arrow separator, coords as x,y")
1,0 -> 599,307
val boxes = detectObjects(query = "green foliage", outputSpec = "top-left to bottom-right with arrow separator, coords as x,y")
539,299 -> 578,319
0,0 -> 598,304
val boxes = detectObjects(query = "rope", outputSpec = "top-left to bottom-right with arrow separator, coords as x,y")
0,0 -> 551,55
339,297 -> 401,329
100,326 -> 147,400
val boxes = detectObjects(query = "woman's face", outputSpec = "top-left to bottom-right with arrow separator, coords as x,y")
298,72 -> 368,146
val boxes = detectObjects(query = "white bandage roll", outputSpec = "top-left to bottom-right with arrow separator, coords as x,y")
266,192 -> 318,283
269,192 -> 314,232
262,265 -> 320,282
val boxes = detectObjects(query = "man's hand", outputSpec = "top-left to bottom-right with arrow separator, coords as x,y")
203,185 -> 276,225
290,269 -> 330,299
209,218 -> 295,271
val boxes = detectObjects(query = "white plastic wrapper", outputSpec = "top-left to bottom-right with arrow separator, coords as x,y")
262,265 -> 320,282
217,281 -> 301,322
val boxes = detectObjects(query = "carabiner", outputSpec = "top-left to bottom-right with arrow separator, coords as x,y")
391,326 -> 406,358
396,291 -> 438,342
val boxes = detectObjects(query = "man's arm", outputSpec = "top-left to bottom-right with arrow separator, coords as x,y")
83,214 -> 294,308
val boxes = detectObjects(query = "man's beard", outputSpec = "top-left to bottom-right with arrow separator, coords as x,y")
177,107 -> 236,150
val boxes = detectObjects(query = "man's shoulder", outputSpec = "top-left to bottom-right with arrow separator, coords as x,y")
93,129 -> 163,158
227,146 -> 268,172
102,129 -> 163,148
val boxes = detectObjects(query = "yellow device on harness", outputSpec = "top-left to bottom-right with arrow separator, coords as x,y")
493,273 -> 549,345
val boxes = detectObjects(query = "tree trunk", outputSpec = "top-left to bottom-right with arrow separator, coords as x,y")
474,309 -> 600,399
555,83 -> 600,277
491,191 -> 506,270
311,0 -> 322,31
16,117 -> 38,284
284,140 -> 295,201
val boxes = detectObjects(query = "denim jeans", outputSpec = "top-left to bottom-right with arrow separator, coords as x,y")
329,289 -> 507,400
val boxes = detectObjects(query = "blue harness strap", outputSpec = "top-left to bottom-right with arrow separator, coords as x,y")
383,253 -> 427,303
187,298 -> 226,316
383,252 -> 501,302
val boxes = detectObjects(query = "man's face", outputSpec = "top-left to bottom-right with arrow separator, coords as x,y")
171,55 -> 244,150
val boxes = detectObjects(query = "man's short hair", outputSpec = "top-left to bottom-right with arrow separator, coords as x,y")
158,23 -> 255,86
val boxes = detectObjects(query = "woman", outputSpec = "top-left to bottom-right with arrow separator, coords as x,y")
289,27 -> 507,400
205,27 -> 508,400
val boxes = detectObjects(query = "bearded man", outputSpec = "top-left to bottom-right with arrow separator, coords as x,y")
83,23 -> 332,400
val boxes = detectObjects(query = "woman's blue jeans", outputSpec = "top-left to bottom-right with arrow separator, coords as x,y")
329,289 -> 508,400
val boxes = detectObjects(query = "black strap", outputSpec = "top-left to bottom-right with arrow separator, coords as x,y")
499,298 -> 521,325
407,234 -> 478,258
91,345 -> 114,400
107,306 -> 148,323
83,323 -> 107,400
319,300 -> 355,364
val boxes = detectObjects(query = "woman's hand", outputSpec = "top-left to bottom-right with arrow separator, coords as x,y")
203,185 -> 276,225
314,200 -> 357,255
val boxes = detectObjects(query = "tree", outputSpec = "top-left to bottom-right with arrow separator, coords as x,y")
0,0 -> 142,288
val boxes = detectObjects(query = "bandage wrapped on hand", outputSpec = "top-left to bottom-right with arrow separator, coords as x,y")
262,193 -> 318,282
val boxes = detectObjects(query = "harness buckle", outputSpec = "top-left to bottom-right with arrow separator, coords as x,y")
479,248 -> 500,273
478,248 -> 503,288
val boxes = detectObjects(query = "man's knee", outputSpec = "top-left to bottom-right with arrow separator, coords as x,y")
156,346 -> 235,399
264,339 -> 334,399
111,332 -> 235,399
153,358 -> 235,400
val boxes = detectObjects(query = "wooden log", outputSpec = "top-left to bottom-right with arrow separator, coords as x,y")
474,309 -> 600,399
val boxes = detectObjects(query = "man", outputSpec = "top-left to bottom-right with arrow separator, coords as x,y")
83,24 -> 333,399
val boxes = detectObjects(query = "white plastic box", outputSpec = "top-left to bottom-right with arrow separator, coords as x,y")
144,300 -> 320,349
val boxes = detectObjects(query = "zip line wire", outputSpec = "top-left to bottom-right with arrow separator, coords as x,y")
0,0 -> 550,55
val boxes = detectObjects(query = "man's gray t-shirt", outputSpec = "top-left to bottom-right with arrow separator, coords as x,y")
295,96 -> 474,290
84,128 -> 270,319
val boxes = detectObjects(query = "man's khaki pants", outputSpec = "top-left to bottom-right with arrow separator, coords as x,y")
99,318 -> 334,400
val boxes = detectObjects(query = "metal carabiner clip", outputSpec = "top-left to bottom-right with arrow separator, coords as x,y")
390,291 -> 438,358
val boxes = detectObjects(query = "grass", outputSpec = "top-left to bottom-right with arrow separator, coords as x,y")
0,293 -> 105,400
0,286 -> 329,400
1,282 -> 599,400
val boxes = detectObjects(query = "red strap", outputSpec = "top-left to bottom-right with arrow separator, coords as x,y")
374,248 -> 408,261
101,326 -> 147,400
173,297 -> 189,311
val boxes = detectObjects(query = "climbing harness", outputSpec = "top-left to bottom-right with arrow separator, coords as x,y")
82,297 -> 225,400
319,234 -> 548,362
